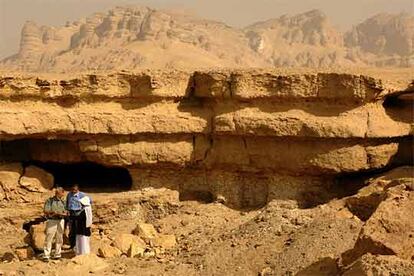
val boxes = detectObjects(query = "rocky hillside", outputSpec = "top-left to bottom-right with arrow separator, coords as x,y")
345,12 -> 414,67
0,7 -> 413,72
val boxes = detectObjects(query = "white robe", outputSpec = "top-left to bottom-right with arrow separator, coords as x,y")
75,235 -> 90,255
76,197 -> 92,255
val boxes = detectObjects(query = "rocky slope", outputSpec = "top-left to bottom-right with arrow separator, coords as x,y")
0,7 -> 413,72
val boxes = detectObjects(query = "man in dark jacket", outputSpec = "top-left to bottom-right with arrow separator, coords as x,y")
66,184 -> 90,249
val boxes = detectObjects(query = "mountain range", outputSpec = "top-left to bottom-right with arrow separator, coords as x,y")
1,6 -> 413,72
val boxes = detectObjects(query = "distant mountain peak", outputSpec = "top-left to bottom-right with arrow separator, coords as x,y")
1,7 -> 413,72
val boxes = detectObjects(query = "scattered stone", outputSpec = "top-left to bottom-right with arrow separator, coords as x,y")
259,267 -> 273,276
355,186 -> 414,260
112,234 -> 146,254
143,249 -> 156,258
128,242 -> 145,258
154,247 -> 165,256
343,253 -> 414,276
70,254 -> 109,273
153,234 -> 177,249
215,195 -> 226,204
98,244 -> 122,258
112,263 -> 127,274
15,247 -> 35,261
133,223 -> 158,242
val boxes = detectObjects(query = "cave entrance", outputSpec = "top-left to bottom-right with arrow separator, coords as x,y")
27,161 -> 133,192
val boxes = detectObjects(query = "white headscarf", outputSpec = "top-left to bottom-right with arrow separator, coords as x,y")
79,196 -> 91,206
78,196 -> 92,227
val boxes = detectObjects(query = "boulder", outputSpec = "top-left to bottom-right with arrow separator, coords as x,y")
111,234 -> 146,254
133,223 -> 158,242
19,166 -> 54,192
70,254 -> 109,273
97,244 -> 122,258
356,185 -> 414,260
345,166 -> 414,221
0,163 -> 23,200
128,242 -> 145,258
29,223 -> 46,251
15,247 -> 35,261
343,253 -> 414,276
153,234 -> 177,249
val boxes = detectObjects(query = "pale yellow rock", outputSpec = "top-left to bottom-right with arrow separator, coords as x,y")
0,163 -> 23,201
230,72 -> 383,102
133,223 -> 158,242
15,247 -> 35,261
153,234 -> 177,249
112,234 -> 146,254
19,166 -> 54,192
69,254 -> 109,273
97,244 -> 122,258
127,242 -> 145,257
29,223 -> 46,251
343,254 -> 414,276
358,186 -> 414,260
0,69 -> 411,209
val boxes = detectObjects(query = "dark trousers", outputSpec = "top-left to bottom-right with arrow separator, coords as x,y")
68,210 -> 81,248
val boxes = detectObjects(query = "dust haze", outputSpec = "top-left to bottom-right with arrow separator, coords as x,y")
0,0 -> 413,58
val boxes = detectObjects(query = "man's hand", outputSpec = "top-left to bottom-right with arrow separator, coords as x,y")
44,211 -> 53,216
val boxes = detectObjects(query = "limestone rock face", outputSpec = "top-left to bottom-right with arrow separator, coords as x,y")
19,166 -> 54,192
0,69 -> 412,209
0,163 -> 23,201
245,10 -> 346,68
0,7 -> 413,71
0,164 -> 53,202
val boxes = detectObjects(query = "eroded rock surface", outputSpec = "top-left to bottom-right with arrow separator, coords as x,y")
0,69 -> 412,209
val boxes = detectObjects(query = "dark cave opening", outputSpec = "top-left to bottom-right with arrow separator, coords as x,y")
26,161 -> 133,192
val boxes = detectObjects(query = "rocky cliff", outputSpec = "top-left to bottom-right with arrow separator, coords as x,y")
1,7 -> 413,71
0,69 -> 412,208
0,69 -> 413,275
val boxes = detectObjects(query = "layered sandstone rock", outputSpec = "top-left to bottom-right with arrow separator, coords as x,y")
0,69 -> 412,208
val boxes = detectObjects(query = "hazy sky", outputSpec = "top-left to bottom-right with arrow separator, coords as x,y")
0,0 -> 413,58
